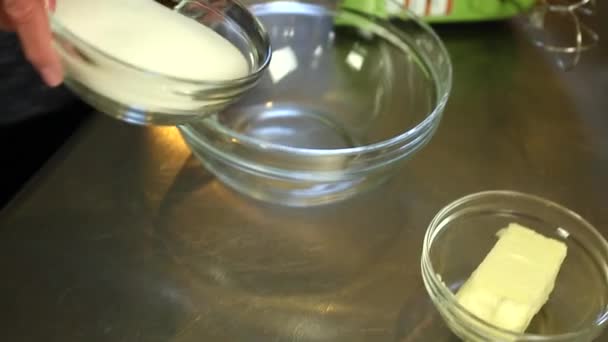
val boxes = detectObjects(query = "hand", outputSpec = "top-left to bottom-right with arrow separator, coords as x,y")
1,0 -> 63,87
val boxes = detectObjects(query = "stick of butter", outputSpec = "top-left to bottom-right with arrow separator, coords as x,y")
456,223 -> 567,333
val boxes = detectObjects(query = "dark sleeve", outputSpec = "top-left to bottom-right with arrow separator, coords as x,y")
0,32 -> 91,208
0,31 -> 78,125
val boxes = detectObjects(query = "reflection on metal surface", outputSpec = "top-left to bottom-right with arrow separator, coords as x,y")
146,126 -> 190,155
140,154 -> 422,340
155,156 -> 408,296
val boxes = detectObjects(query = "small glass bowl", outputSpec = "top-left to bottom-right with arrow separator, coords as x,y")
50,0 -> 272,125
421,191 -> 608,341
179,0 -> 452,207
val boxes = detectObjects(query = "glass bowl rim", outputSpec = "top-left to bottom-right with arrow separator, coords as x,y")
421,190 -> 608,340
180,0 -> 453,157
49,0 -> 273,86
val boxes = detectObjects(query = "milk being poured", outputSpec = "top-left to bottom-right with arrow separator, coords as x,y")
54,0 -> 251,111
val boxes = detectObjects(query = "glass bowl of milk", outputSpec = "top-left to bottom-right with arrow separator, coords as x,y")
50,0 -> 272,125
178,0 -> 452,207
422,191 -> 608,341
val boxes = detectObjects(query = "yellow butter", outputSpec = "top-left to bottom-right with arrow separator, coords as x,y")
456,223 -> 567,333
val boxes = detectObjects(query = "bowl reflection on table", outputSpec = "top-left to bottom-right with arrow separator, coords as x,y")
150,157 -> 412,340
180,0 -> 452,207
155,155 -> 408,297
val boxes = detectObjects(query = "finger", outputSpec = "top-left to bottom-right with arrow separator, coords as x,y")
46,0 -> 55,11
0,8 -> 13,30
0,0 -> 51,31
4,0 -> 63,86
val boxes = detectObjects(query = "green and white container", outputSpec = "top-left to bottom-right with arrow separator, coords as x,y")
340,0 -> 537,22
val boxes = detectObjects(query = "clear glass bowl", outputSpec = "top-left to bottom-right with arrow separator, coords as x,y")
50,0 -> 272,125
179,0 -> 452,207
421,191 -> 608,341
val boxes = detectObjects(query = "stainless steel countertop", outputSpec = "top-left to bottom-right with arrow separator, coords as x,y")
1,5 -> 607,342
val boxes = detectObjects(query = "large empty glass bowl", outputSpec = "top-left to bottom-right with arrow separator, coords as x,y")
50,0 -> 271,125
180,0 -> 452,206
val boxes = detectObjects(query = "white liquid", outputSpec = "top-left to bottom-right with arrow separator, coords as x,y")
54,0 -> 250,112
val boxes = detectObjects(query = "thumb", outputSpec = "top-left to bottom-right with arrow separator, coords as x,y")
4,0 -> 63,86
